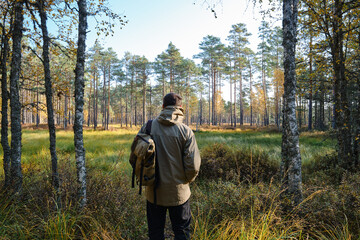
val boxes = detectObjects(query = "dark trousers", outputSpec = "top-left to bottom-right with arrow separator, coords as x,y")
147,200 -> 191,240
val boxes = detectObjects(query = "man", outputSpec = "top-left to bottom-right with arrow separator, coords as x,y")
136,93 -> 201,240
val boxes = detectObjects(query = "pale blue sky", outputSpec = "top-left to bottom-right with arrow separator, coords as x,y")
86,0 -> 280,62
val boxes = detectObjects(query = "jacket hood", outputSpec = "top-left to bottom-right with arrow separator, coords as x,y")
157,106 -> 184,126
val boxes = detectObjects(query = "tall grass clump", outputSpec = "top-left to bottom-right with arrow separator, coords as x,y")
191,179 -> 307,240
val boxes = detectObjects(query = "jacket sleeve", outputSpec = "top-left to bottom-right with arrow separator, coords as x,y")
183,131 -> 201,183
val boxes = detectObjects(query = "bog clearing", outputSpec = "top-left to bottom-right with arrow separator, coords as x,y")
1,127 -> 359,239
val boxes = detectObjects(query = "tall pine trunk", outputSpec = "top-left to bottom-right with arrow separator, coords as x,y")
74,0 -> 87,208
308,34 -> 313,131
9,0 -> 24,194
230,62 -> 233,126
39,0 -> 60,199
142,70 -> 146,125
64,94 -> 68,129
1,16 -> 11,188
332,0 -> 353,170
239,70 -> 243,125
87,77 -> 92,127
208,72 -> 211,125
107,66 -> 110,129
354,32 -> 360,165
281,0 -> 302,207
234,73 -> 237,128
102,68 -> 106,128
36,79 -> 40,127
249,64 -> 253,127
93,72 -> 98,130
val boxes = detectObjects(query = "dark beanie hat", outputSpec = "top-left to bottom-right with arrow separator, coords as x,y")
163,93 -> 182,107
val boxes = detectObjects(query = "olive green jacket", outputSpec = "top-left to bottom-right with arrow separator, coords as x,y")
138,106 -> 201,206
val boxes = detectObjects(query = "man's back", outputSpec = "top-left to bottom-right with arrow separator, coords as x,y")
143,105 -> 201,207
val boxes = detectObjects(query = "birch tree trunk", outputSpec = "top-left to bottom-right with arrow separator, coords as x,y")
281,0 -> 302,207
74,0 -> 87,208
1,16 -> 11,188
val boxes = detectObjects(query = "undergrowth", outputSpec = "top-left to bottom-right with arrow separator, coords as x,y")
0,128 -> 357,239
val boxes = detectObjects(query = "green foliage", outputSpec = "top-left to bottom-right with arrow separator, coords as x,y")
200,143 -> 278,184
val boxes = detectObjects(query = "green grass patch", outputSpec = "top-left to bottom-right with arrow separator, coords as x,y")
1,127 -> 354,240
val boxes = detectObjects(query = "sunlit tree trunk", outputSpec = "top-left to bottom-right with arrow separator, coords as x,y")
249,64 -> 253,127
208,72 -> 211,125
234,73 -> 237,128
230,61 -> 233,127
239,70 -> 243,125
87,76 -> 92,127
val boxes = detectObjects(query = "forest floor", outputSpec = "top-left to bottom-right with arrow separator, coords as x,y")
0,126 -> 359,239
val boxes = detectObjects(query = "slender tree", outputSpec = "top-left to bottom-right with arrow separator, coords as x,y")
9,0 -> 25,194
74,0 -> 87,208
38,0 -> 60,199
0,5 -> 11,188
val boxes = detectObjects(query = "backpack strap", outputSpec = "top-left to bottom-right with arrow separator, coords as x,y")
145,120 -> 153,135
132,162 -> 136,188
137,120 -> 153,195
145,120 -> 159,206
139,163 -> 144,195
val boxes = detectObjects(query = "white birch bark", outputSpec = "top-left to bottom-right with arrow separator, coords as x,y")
281,0 -> 303,206
74,0 -> 87,208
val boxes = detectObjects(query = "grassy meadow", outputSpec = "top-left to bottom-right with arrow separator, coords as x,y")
1,126 -> 359,239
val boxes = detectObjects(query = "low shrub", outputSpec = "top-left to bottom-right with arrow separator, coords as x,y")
199,143 -> 279,184
302,151 -> 343,185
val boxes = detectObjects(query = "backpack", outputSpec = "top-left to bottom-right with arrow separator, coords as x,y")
129,120 -> 157,195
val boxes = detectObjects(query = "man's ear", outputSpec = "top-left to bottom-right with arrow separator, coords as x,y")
162,104 -> 164,109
